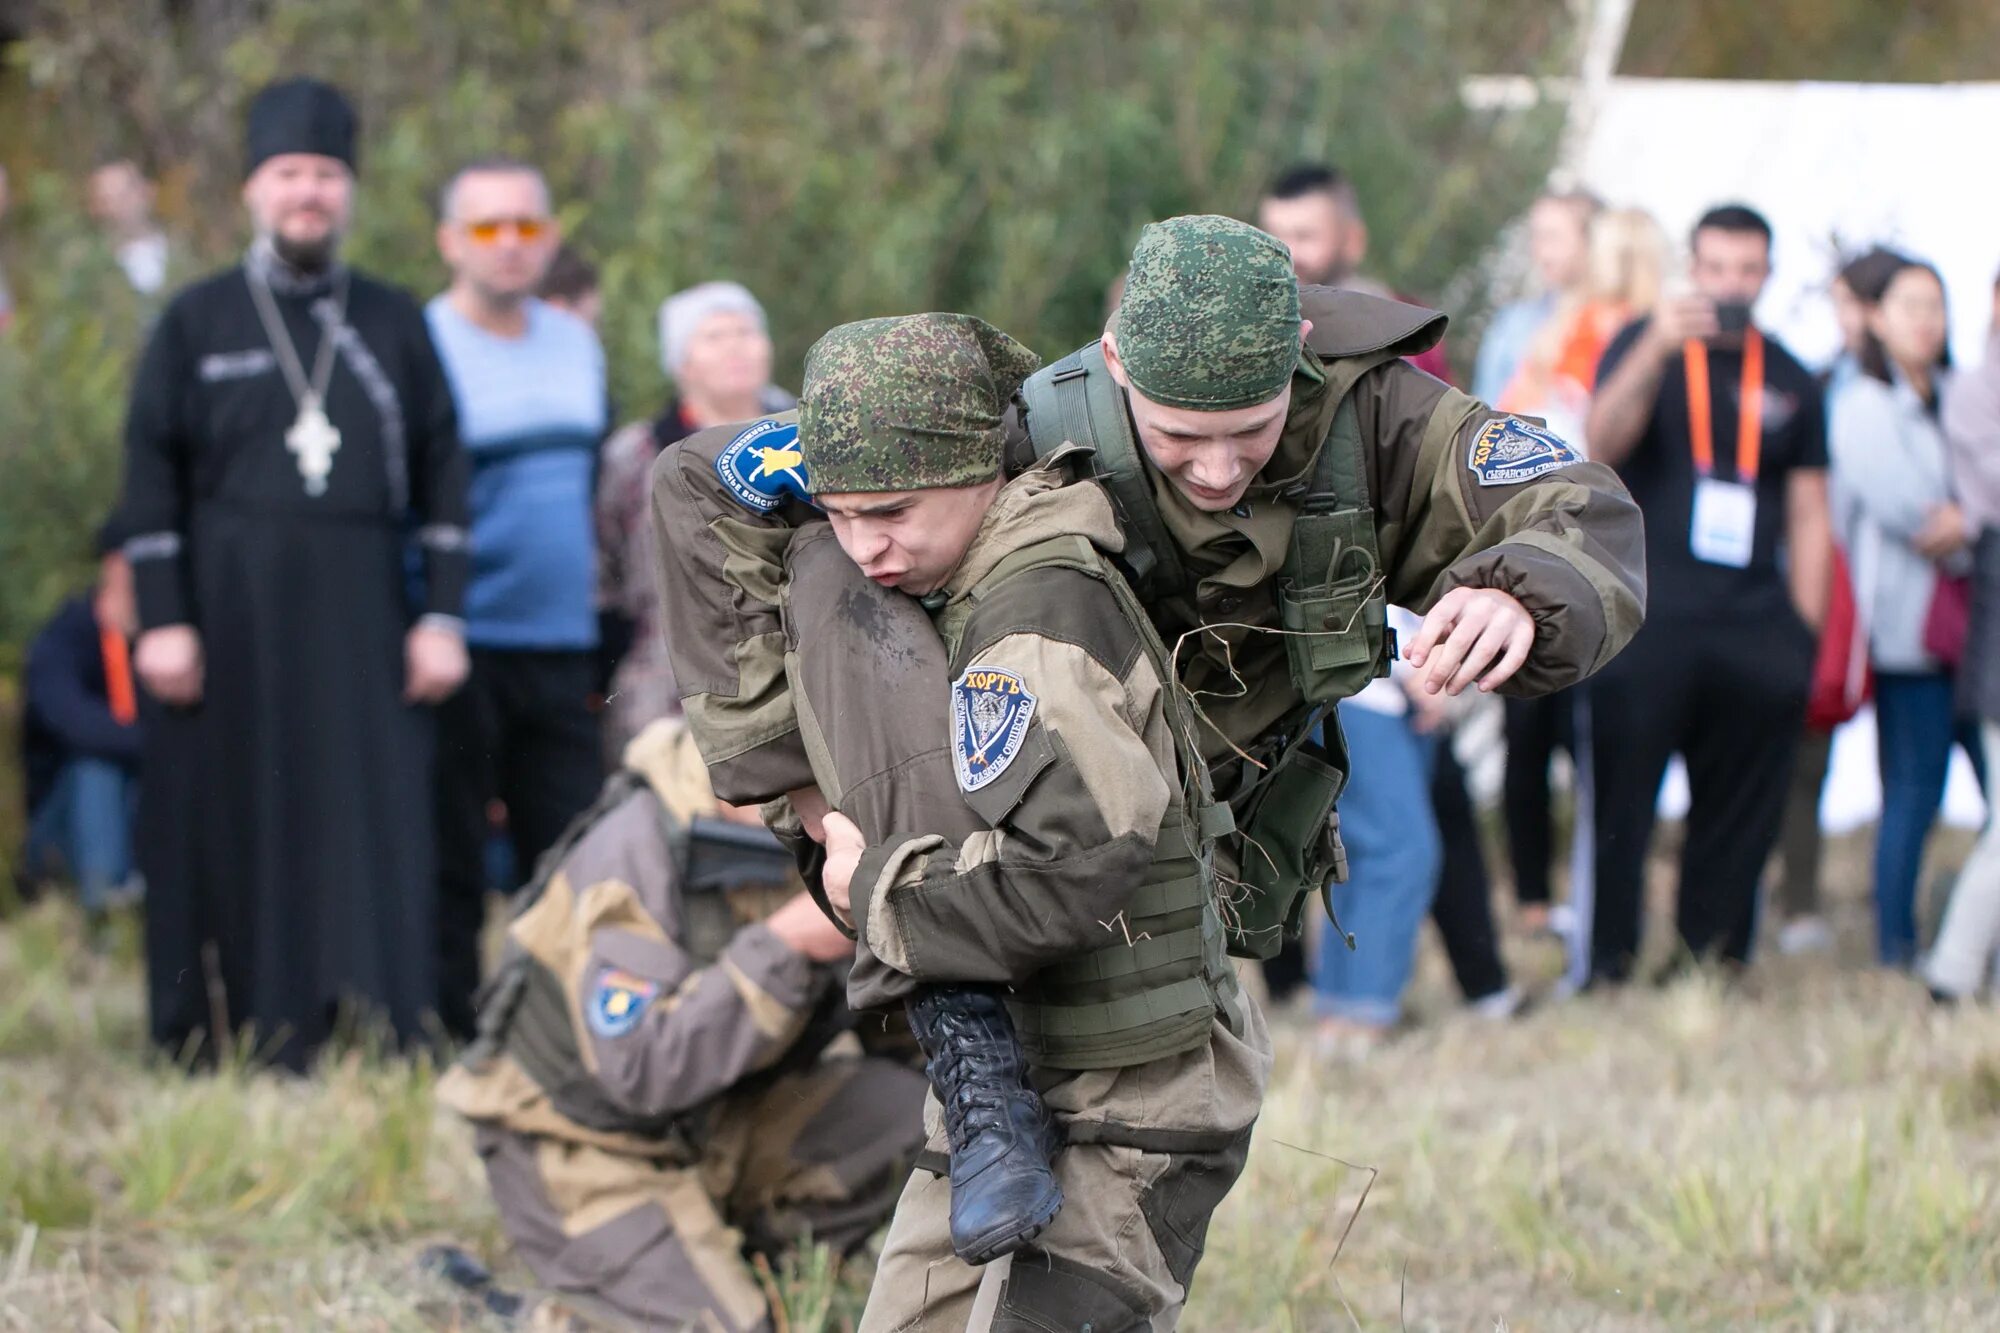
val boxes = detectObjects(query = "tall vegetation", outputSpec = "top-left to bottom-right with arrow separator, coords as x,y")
0,0 -> 1572,675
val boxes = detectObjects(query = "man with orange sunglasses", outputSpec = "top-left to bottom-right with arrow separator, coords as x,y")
426,158 -> 612,1040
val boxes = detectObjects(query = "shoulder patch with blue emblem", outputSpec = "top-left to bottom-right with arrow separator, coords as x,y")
1466,416 -> 1582,487
586,966 -> 659,1039
951,665 -> 1039,793
716,419 -> 812,513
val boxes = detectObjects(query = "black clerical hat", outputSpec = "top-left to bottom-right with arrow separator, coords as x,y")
244,78 -> 357,179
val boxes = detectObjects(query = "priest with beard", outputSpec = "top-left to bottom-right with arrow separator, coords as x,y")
119,78 -> 471,1072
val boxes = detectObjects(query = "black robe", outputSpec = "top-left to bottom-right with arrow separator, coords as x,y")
119,250 -> 469,1071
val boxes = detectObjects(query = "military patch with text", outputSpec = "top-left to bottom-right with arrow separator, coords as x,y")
951,665 -> 1039,793
1466,416 -> 1582,487
716,419 -> 811,513
586,966 -> 659,1039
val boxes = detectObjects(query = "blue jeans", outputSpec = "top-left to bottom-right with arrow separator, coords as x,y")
1312,706 -> 1441,1025
1873,672 -> 1984,967
24,757 -> 138,910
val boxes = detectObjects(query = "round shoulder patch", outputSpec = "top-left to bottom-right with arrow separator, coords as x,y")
716,419 -> 812,513
586,966 -> 659,1039
951,665 -> 1039,793
1467,416 -> 1582,488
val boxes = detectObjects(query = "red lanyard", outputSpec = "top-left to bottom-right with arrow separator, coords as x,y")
1683,328 -> 1764,482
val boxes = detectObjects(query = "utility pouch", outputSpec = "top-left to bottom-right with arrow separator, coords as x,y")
1223,718 -> 1350,960
1277,508 -> 1390,702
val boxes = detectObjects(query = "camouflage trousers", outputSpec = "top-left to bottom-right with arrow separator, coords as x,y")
781,527 -> 1272,1331
477,1055 -> 926,1333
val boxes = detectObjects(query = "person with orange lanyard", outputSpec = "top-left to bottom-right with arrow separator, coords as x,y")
1576,203 -> 1834,986
19,517 -> 146,929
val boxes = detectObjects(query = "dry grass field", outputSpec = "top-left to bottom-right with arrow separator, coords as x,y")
3,833 -> 1997,1332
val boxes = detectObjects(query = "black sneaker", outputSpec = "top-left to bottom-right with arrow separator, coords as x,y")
905,985 -> 1063,1264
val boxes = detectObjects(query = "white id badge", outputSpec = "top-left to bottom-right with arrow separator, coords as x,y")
1690,478 -> 1757,568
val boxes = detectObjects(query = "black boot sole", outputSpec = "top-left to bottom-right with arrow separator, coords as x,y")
953,1182 -> 1065,1267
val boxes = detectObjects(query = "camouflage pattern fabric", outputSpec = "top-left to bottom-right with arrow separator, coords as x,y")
798,313 -> 1040,495
1113,214 -> 1302,411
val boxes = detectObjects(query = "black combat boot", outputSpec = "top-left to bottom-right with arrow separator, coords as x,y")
905,984 -> 1064,1264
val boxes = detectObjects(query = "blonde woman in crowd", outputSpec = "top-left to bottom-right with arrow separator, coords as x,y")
1500,207 -> 1671,457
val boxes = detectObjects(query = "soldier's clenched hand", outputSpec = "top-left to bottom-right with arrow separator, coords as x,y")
819,810 -> 867,924
1407,587 -> 1535,696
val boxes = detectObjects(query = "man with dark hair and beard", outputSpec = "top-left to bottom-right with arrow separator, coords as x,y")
119,77 -> 472,1072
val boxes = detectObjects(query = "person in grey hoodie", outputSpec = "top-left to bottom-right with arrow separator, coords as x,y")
1829,256 -> 1982,968
1926,270 -> 2000,1000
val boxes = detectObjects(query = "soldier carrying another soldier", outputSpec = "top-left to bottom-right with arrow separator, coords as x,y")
650,214 -> 1648,1328
778,311 -> 1270,1327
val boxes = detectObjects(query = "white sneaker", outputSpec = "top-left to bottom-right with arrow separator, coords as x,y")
1468,986 -> 1525,1021
1776,915 -> 1836,956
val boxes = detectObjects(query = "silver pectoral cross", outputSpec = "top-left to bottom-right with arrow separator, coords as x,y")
286,393 -> 342,496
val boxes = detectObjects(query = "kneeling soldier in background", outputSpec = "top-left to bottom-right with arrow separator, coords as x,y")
437,718 -> 926,1333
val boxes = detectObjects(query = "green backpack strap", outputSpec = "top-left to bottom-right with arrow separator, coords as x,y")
1019,343 -> 1187,597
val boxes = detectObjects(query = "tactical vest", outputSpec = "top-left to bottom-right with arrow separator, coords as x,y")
461,771 -> 797,1141
1018,342 -> 1407,958
934,532 -> 1245,1070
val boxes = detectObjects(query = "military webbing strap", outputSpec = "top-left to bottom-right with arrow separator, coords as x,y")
1019,343 -> 1187,597
1013,977 -> 1217,1043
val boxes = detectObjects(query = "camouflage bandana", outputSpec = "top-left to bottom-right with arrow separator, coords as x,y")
1113,214 -> 1302,411
799,313 -> 1041,495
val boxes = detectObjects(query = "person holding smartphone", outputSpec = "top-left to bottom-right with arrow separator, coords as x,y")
1577,203 -> 1835,985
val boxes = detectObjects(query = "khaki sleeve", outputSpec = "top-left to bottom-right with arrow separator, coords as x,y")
648,423 -> 819,803
846,612 -> 1176,990
581,918 -> 822,1119
1359,361 -> 1647,695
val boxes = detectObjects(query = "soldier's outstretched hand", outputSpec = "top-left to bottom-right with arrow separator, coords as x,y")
1406,587 -> 1535,696
819,810 -> 867,924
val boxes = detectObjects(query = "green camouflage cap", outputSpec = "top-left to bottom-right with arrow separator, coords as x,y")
799,313 -> 1040,494
1113,214 -> 1302,411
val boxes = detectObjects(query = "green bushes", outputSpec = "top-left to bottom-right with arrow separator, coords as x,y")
0,0 -> 1568,676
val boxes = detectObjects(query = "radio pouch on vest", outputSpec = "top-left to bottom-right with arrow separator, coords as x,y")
1276,396 -> 1392,703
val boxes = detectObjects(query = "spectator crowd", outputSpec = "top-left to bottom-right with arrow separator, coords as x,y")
13,82 -> 2000,1081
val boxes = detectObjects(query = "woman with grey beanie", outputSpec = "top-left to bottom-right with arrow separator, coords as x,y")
595,281 -> 794,757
